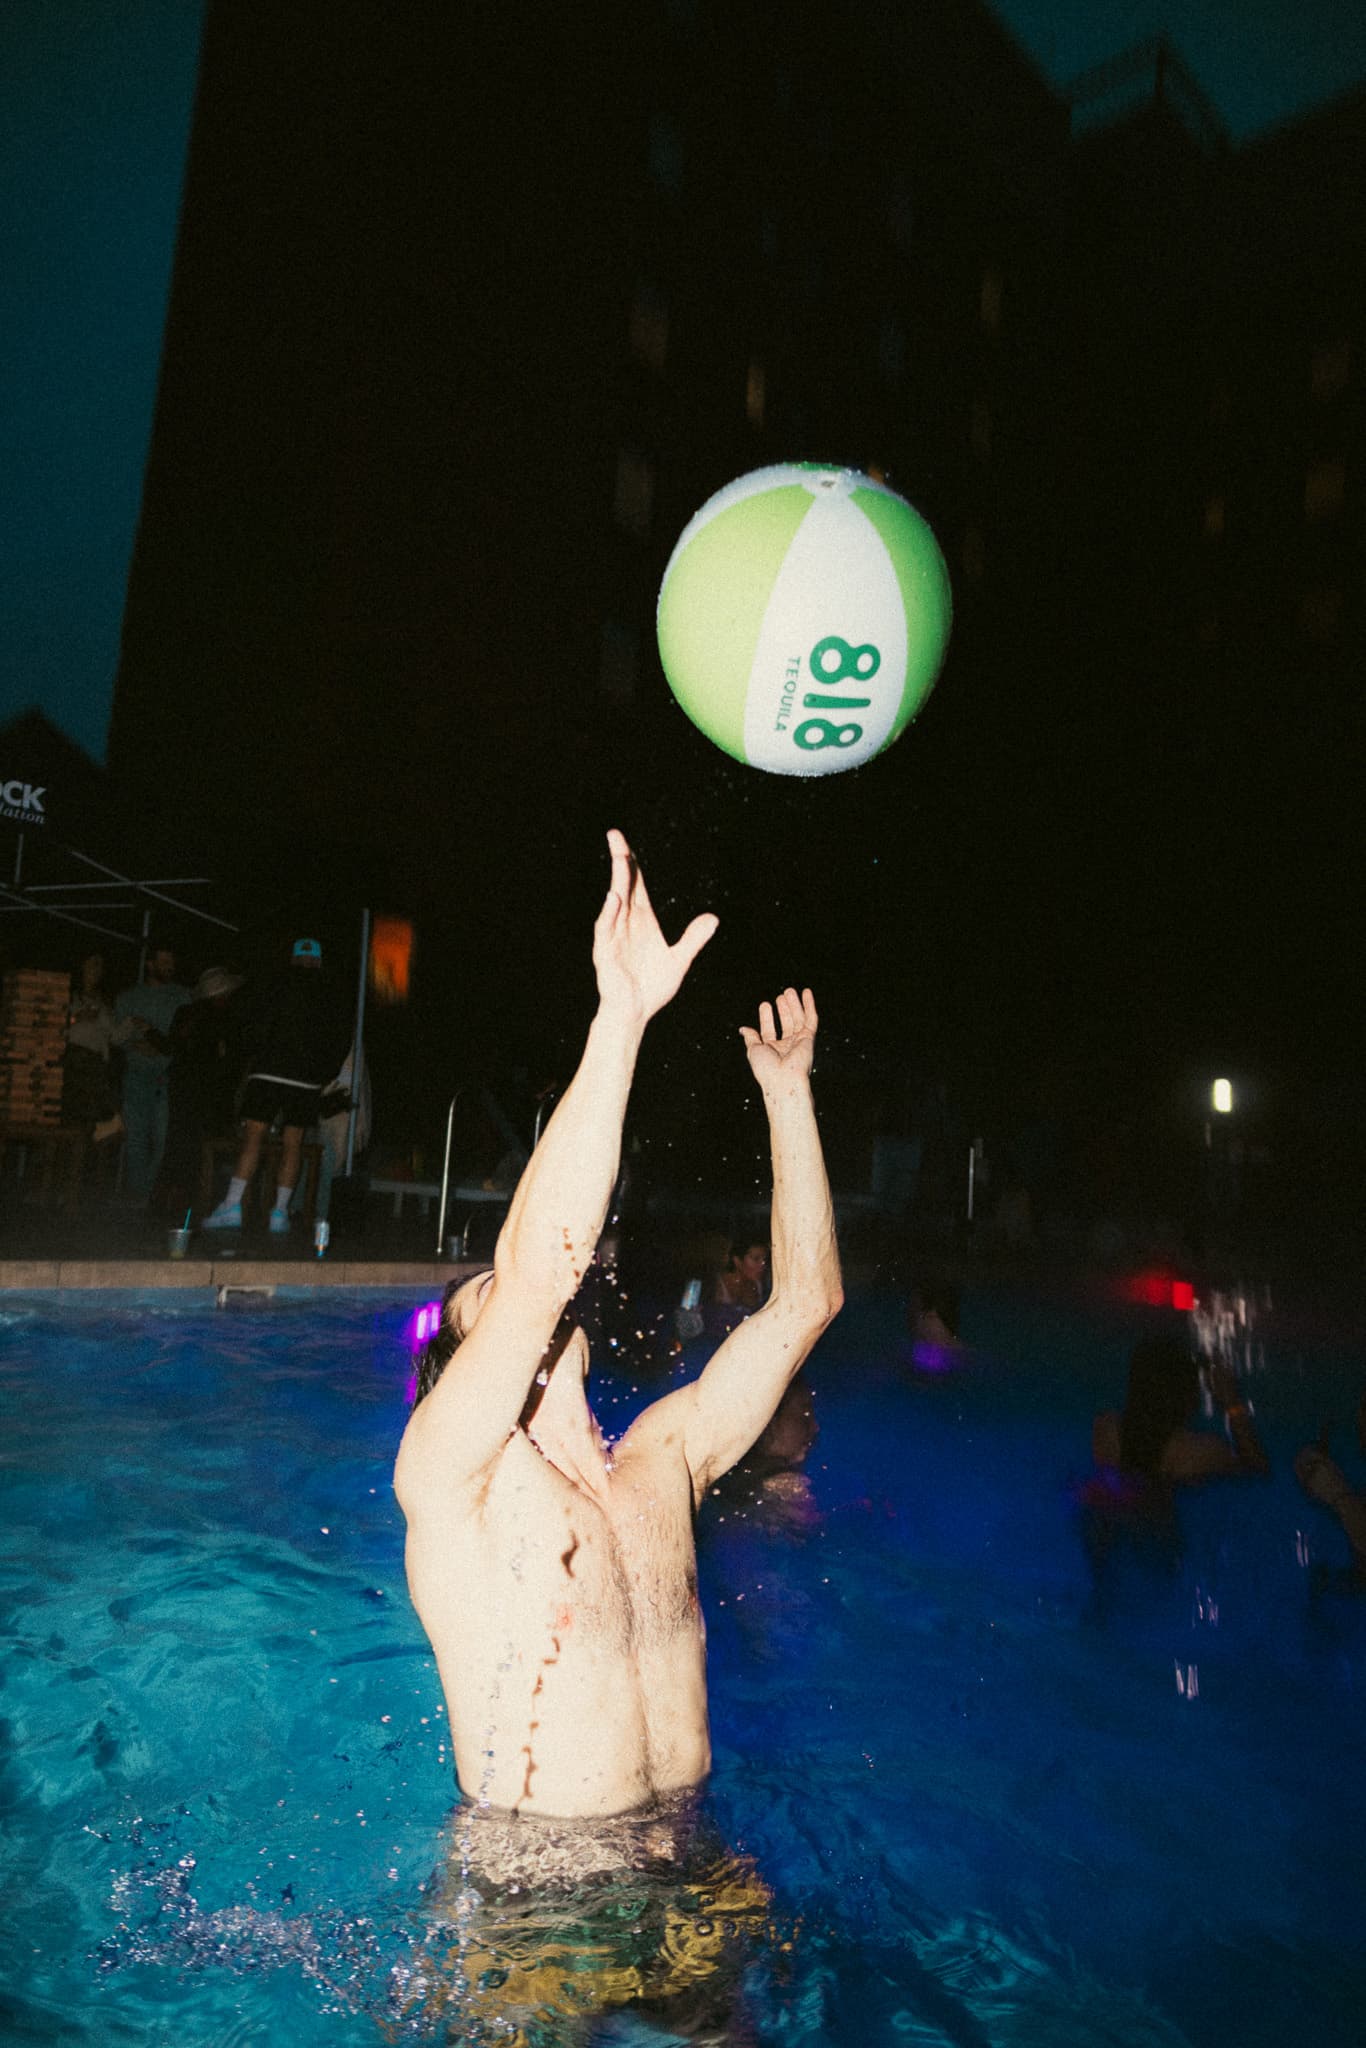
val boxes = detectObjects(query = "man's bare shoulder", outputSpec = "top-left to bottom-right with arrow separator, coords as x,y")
397,1421 -> 543,1528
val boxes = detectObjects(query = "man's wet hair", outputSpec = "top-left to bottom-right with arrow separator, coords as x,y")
412,1270 -> 492,1407
915,1278 -> 960,1336
1120,1336 -> 1201,1476
727,1236 -> 767,1265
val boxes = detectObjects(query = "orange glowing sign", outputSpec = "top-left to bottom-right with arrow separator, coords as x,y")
368,917 -> 413,1004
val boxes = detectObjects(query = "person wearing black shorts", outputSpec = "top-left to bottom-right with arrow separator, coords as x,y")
204,938 -> 351,1234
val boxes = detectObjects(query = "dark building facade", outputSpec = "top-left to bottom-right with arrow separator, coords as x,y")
1060,53 -> 1364,1082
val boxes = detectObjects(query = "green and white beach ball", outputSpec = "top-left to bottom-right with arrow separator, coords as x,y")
656,462 -> 951,777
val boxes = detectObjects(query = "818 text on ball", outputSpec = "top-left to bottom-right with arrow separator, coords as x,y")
794,635 -> 881,751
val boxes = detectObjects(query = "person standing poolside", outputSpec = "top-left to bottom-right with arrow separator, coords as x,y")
394,829 -> 843,1826
158,967 -> 245,1220
62,951 -> 123,1145
112,942 -> 191,1199
204,938 -> 350,1234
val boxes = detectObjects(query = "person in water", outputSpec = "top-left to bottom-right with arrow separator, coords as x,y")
1295,1387 -> 1366,1581
1082,1338 -> 1269,1626
903,1276 -> 963,1374
714,1236 -> 769,1312
707,1376 -> 821,1538
1092,1339 -> 1269,1485
394,830 -> 842,1827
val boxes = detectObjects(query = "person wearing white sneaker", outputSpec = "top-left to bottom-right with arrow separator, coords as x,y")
203,938 -> 351,1233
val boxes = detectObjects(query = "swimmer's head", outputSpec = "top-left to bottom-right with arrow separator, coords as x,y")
411,1268 -> 494,1406
910,1278 -> 959,1339
727,1240 -> 768,1286
752,1381 -> 817,1471
1120,1336 -> 1201,1475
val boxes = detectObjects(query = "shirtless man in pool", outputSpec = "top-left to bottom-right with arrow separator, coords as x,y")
394,829 -> 842,1825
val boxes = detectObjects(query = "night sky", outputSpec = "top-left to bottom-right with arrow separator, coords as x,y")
0,0 -> 203,759
991,0 -> 1366,136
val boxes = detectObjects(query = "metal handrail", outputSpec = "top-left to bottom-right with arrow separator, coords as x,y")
436,1085 -> 558,1258
532,1086 -> 557,1151
435,1090 -> 461,1257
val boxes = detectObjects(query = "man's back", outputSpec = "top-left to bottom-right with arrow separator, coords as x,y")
403,1407 -> 709,1818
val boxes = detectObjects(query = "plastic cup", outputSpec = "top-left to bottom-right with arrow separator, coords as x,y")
168,1228 -> 191,1260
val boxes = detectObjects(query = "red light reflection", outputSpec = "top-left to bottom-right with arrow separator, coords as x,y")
1116,1270 -> 1196,1313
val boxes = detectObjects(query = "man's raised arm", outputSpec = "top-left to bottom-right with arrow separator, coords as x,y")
664,988 -> 843,1500
396,830 -> 716,1492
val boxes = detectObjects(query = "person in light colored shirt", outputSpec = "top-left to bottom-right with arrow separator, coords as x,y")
112,943 -> 190,1197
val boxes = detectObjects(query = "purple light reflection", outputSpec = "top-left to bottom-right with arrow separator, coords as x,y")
403,1300 -> 443,1402
909,1339 -> 960,1375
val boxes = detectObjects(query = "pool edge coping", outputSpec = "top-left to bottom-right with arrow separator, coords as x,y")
0,1259 -> 483,1292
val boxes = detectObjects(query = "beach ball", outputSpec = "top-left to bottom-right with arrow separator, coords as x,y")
656,462 -> 951,777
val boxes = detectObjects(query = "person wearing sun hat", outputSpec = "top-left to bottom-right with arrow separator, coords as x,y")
203,936 -> 351,1234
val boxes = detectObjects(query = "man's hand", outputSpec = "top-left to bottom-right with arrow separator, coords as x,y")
740,986 -> 817,1095
593,829 -> 717,1027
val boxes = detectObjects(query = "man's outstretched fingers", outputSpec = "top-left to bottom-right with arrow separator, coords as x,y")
605,828 -> 634,905
758,1000 -> 777,1044
595,884 -> 621,933
674,912 -> 719,971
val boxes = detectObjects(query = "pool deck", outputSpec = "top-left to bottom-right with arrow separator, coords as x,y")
0,1256 -> 471,1291
0,1197 -> 482,1293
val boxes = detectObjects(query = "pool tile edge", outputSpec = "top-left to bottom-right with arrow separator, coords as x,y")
0,1261 -> 62,1290
0,1259 -> 477,1292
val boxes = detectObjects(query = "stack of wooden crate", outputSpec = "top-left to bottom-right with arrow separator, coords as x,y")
0,969 -> 71,1127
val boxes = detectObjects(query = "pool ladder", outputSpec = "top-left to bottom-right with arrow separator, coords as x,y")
434,1086 -> 557,1258
435,1091 -> 462,1259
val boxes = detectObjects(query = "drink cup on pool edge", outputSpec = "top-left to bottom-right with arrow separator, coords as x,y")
167,1228 -> 190,1259
314,1220 -> 330,1258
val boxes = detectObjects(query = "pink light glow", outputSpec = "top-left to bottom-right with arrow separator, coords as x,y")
909,1339 -> 960,1375
406,1300 -> 441,1352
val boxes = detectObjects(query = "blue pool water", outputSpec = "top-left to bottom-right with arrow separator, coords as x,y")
1,1284 -> 1364,2046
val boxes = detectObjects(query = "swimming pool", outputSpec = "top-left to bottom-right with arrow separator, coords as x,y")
2,1284 -> 1363,2045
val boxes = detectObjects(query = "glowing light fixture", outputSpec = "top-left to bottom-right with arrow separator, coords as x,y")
1212,1079 -> 1233,1115
369,916 -> 414,1004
